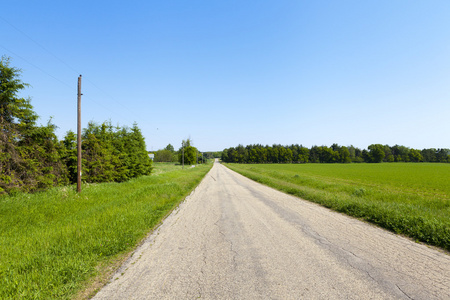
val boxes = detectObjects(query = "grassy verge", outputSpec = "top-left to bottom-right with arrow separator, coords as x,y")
225,163 -> 450,252
0,162 -> 212,299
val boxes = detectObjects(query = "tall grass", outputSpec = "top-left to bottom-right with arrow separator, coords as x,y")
225,163 -> 450,252
0,163 -> 212,299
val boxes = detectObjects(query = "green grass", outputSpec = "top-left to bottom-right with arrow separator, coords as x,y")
0,162 -> 212,299
225,163 -> 450,252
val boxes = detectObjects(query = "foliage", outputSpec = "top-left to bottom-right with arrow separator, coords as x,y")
225,163 -> 450,252
164,143 -> 174,152
153,144 -> 177,162
71,121 -> 152,183
367,144 -> 385,163
0,162 -> 212,299
221,143 -> 449,164
0,56 -> 68,194
178,138 -> 199,165
0,58 -> 153,194
203,151 -> 222,159
153,149 -> 177,162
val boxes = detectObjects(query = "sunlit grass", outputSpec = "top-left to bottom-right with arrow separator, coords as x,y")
0,162 -> 212,299
225,163 -> 450,251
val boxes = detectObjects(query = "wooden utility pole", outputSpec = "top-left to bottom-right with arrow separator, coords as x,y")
182,146 -> 184,169
77,75 -> 82,193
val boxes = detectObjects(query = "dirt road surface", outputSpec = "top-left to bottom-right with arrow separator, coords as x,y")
93,161 -> 449,299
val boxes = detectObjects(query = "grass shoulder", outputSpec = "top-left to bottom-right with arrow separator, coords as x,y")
224,163 -> 450,252
0,162 -> 213,299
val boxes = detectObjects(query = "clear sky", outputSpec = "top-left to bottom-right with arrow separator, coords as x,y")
2,1 -> 449,151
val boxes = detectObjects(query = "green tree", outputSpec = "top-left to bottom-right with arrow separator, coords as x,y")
383,145 -> 394,162
421,148 -> 437,162
164,143 -> 175,152
178,138 -> 198,165
0,56 -> 32,193
318,146 -> 338,163
408,149 -> 423,162
436,148 -> 450,162
339,146 -> 351,163
248,147 -> 259,163
62,130 -> 78,183
367,144 -> 385,163
81,122 -> 121,183
79,122 -> 152,183
20,119 -> 69,190
391,145 -> 410,162
154,149 -> 176,162
297,146 -> 309,163
309,146 -> 320,163
0,56 -> 68,193
124,123 -> 153,178
221,149 -> 229,162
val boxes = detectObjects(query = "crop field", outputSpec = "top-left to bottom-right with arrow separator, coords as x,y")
225,163 -> 450,252
0,162 -> 212,299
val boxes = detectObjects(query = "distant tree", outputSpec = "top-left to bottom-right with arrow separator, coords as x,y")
421,148 -> 437,162
309,146 -> 320,163
221,143 -> 446,165
178,138 -> 198,165
297,146 -> 309,163
353,146 -> 363,162
367,144 -> 385,163
436,148 -> 450,162
154,149 -> 177,162
391,145 -> 410,162
164,144 -> 175,152
408,149 -> 423,162
248,147 -> 259,163
227,147 -> 237,163
383,145 -> 394,162
221,149 -> 229,162
278,146 -> 293,163
319,146 -> 338,163
362,149 -> 371,162
212,151 -> 222,158
331,143 -> 340,152
348,145 -> 356,160
339,146 -> 351,163
257,146 -> 268,163
236,144 -> 247,163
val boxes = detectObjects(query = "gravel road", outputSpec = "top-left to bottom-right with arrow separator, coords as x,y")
93,161 -> 449,299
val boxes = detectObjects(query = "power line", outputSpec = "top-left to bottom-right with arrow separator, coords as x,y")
0,15 -> 81,75
0,44 -> 73,89
0,44 -> 135,125
0,15 -> 148,126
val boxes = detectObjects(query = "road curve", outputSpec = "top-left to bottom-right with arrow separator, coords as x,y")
93,161 -> 449,299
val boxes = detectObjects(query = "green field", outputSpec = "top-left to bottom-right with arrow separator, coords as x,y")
0,162 -> 212,299
225,163 -> 450,252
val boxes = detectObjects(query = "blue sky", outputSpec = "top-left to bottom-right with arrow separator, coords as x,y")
2,1 -> 449,151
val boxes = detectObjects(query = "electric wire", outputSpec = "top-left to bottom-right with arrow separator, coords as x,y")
0,44 -> 73,90
0,15 -> 81,75
0,15 -> 147,127
0,44 -> 135,126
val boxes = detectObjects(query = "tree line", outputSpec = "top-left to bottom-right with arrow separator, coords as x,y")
221,143 -> 450,164
0,57 -> 152,195
152,139 -> 213,165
